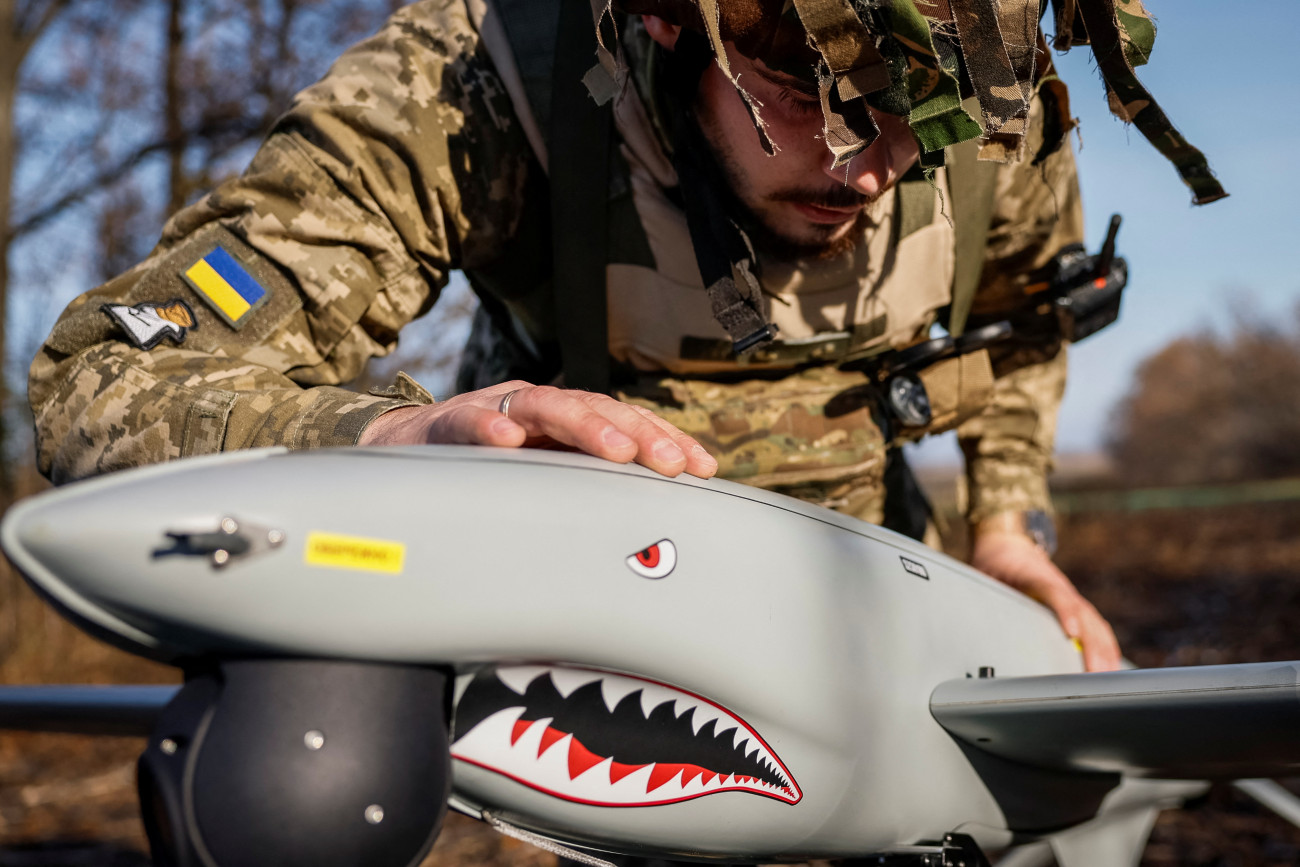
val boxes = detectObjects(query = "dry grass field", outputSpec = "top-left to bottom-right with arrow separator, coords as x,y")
1,469 -> 1298,866
1054,500 -> 1300,866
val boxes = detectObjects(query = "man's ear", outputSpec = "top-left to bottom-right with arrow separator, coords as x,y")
642,14 -> 681,50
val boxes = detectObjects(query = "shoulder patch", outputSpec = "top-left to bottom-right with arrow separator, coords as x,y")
101,299 -> 197,350
182,245 -> 269,330
116,224 -> 302,354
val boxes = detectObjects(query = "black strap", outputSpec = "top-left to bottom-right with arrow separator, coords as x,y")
671,126 -> 777,354
881,446 -> 932,542
550,0 -> 614,393
659,32 -> 778,356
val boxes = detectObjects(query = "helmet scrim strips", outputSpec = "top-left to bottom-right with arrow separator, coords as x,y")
878,0 -> 983,154
1073,0 -> 1227,204
697,0 -> 778,153
611,0 -> 1225,203
933,0 -> 1034,161
790,0 -> 887,167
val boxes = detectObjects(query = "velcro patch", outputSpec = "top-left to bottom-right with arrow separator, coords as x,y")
101,299 -> 197,350
182,246 -> 269,330
118,223 -> 301,354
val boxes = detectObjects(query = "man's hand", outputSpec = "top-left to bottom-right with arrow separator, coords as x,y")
970,522 -> 1122,672
359,381 -> 719,479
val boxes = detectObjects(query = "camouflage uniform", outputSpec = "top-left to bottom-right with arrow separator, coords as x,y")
31,0 -> 1076,529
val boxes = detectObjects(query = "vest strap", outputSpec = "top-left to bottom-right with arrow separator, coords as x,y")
944,98 -> 1001,337
550,0 -> 615,392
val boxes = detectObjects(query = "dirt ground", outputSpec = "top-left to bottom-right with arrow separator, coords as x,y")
1,496 -> 1298,866
1051,501 -> 1300,866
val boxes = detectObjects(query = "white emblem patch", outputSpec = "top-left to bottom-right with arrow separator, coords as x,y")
102,299 -> 197,350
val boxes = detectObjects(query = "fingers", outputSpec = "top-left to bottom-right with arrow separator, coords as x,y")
1063,597 -> 1124,673
361,383 -> 718,480
588,397 -> 718,478
426,402 -> 528,448
500,386 -> 717,478
970,529 -> 1124,673
1038,579 -> 1122,672
1036,584 -> 1121,672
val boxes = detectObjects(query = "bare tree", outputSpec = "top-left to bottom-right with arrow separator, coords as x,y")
4,0 -> 416,486
11,0 -> 404,263
0,0 -> 83,495
1107,307 -> 1300,486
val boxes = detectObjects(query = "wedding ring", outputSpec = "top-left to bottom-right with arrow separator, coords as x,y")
498,388 -> 524,419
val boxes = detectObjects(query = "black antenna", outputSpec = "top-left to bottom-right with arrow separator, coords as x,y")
1097,213 -> 1122,275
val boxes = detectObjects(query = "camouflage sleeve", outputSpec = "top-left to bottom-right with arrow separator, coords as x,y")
28,0 -> 534,485
957,83 -> 1084,524
958,346 -> 1068,523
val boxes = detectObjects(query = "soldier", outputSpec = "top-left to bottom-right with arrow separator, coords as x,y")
28,0 -> 1223,671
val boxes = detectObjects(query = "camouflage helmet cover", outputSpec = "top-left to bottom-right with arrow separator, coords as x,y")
613,0 -> 1226,205
617,0 -> 812,63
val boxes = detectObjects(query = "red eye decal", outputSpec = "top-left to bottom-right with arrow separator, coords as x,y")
626,540 -> 676,579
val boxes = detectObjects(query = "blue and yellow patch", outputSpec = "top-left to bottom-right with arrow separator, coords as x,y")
182,246 -> 269,330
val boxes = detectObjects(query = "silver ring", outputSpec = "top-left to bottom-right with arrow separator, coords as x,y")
498,388 -> 524,419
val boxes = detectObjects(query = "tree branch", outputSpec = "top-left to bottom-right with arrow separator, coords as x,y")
15,0 -> 75,66
11,116 -> 266,240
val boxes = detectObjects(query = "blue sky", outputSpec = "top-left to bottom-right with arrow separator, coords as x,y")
1045,1 -> 1300,453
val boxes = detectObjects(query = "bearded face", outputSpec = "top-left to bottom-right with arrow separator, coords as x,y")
688,40 -> 919,258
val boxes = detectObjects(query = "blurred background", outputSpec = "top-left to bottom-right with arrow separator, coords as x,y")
1,0 -> 1299,864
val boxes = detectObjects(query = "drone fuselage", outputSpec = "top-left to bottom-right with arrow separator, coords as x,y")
4,446 -> 1098,859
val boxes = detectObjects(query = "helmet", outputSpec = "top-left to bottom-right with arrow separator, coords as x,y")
613,0 -> 1226,205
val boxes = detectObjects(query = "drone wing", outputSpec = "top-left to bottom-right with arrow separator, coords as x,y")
931,660 -> 1300,779
0,685 -> 177,736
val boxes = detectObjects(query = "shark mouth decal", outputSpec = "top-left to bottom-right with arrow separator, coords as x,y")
452,665 -> 802,807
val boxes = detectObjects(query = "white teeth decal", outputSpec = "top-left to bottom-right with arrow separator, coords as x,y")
452,665 -> 802,807
688,702 -> 726,735
498,666 -> 550,695
600,677 -> 644,713
549,668 -> 600,698
637,682 -> 682,718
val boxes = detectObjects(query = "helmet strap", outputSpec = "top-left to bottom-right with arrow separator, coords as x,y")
655,31 -> 778,355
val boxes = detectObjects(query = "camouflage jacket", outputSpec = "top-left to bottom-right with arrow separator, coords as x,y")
29,0 -> 1081,527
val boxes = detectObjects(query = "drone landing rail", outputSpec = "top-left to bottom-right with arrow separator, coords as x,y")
931,660 -> 1300,779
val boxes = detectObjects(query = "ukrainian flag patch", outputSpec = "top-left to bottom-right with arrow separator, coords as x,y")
182,246 -> 269,330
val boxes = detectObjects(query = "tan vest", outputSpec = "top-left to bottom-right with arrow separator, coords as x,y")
467,0 -> 956,374
470,6 -> 987,519
607,112 -> 957,376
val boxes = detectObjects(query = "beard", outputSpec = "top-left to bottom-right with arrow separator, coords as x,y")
700,126 -> 880,262
751,185 -> 878,261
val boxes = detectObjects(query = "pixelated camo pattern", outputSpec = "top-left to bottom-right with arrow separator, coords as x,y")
619,367 -> 892,522
31,0 -> 1067,523
30,0 -> 530,484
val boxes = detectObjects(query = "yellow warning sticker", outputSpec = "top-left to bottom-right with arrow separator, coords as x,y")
304,532 -> 405,574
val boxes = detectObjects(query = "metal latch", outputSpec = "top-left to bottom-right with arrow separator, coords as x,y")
157,517 -> 285,568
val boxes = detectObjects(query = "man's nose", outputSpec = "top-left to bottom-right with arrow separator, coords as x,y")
824,138 -> 891,198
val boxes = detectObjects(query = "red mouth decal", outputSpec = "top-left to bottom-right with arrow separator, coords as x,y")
452,666 -> 802,807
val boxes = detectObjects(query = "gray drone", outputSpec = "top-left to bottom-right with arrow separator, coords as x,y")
2,446 -> 1299,867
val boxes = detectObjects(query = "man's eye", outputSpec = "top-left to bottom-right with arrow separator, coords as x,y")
776,88 -> 822,118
